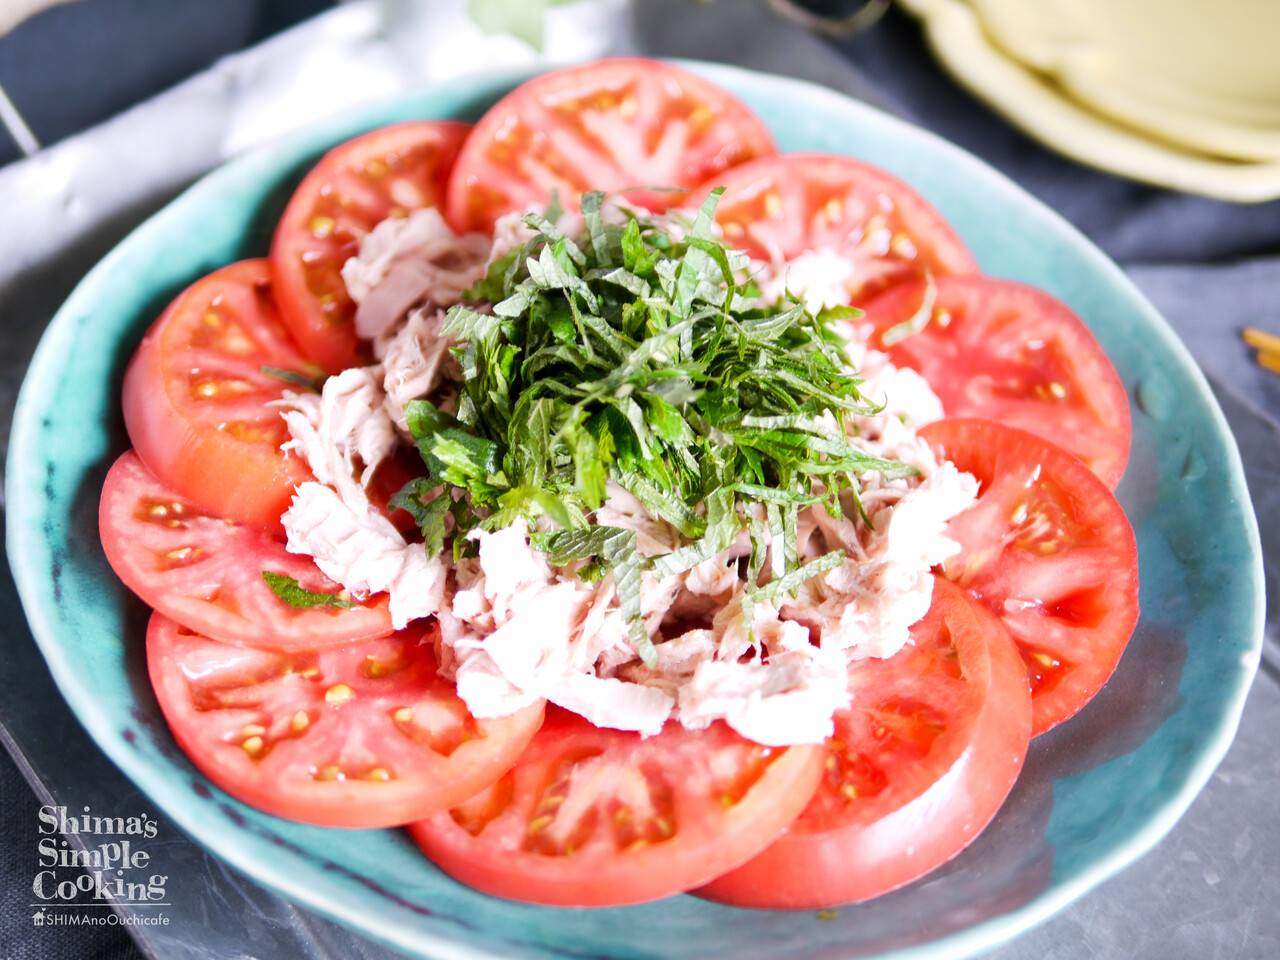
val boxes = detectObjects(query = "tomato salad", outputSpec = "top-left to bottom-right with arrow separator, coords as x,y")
99,59 -> 1138,910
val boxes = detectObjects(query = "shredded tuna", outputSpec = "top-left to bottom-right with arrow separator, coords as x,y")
275,221 -> 982,746
277,367 -> 444,629
377,308 -> 460,435
678,646 -> 851,746
758,247 -> 856,314
341,207 -> 491,340
283,482 -> 446,629
277,367 -> 397,496
753,239 -> 919,306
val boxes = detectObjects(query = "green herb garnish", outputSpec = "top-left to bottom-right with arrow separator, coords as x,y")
260,365 -> 324,391
262,571 -> 357,609
396,190 -> 917,663
879,271 -> 937,347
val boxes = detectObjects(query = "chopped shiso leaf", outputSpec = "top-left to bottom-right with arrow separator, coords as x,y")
879,271 -> 937,347
260,364 -> 325,391
396,190 -> 918,663
262,571 -> 357,609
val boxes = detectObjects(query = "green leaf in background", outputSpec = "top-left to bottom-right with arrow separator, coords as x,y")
467,0 -> 585,51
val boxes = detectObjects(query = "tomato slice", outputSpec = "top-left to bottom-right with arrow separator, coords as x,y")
861,276 -> 1132,488
686,152 -> 978,305
920,418 -> 1140,736
445,59 -> 777,233
147,613 -> 545,828
100,450 -> 393,648
407,707 -> 825,906
270,121 -> 471,373
121,259 -> 316,534
697,578 -> 1031,909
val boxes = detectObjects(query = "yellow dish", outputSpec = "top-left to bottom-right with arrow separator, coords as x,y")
900,0 -> 1280,202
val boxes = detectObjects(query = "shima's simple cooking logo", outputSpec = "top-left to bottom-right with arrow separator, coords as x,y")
32,805 -> 169,913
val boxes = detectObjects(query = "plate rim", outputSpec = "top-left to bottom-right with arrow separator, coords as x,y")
4,58 -> 1266,960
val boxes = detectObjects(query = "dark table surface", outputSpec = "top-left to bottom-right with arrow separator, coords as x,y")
2,2 -> 1278,958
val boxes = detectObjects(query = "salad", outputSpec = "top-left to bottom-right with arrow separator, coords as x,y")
98,58 -> 1139,910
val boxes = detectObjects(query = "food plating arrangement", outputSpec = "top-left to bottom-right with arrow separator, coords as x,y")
96,58 -> 1140,910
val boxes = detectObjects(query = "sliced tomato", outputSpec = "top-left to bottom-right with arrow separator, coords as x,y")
445,59 -> 776,233
100,450 -> 393,649
408,707 -> 825,906
920,418 -> 1140,736
861,276 -> 1131,488
121,259 -> 316,534
687,152 -> 978,305
148,613 -> 545,828
271,121 -> 471,373
697,578 -> 1031,909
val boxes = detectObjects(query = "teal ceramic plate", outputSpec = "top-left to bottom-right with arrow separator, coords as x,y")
5,63 -> 1264,959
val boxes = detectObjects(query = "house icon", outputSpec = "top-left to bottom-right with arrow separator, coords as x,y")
32,908 -> 47,926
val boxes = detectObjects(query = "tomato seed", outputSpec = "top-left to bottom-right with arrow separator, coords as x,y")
891,232 -> 918,259
527,815 -> 554,835
325,683 -> 354,704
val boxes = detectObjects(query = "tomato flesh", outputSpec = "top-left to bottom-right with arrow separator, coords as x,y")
920,418 -> 1140,736
100,450 -> 394,648
147,613 -> 545,828
121,259 -> 316,534
271,121 -> 471,373
408,707 -> 825,906
696,578 -> 1031,908
686,152 -> 978,304
862,276 -> 1131,488
445,59 -> 777,232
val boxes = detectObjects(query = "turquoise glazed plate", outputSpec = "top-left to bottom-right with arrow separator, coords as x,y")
6,63 -> 1264,959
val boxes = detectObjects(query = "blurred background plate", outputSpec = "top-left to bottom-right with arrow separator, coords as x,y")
4,60 -> 1265,959
900,0 -> 1280,202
